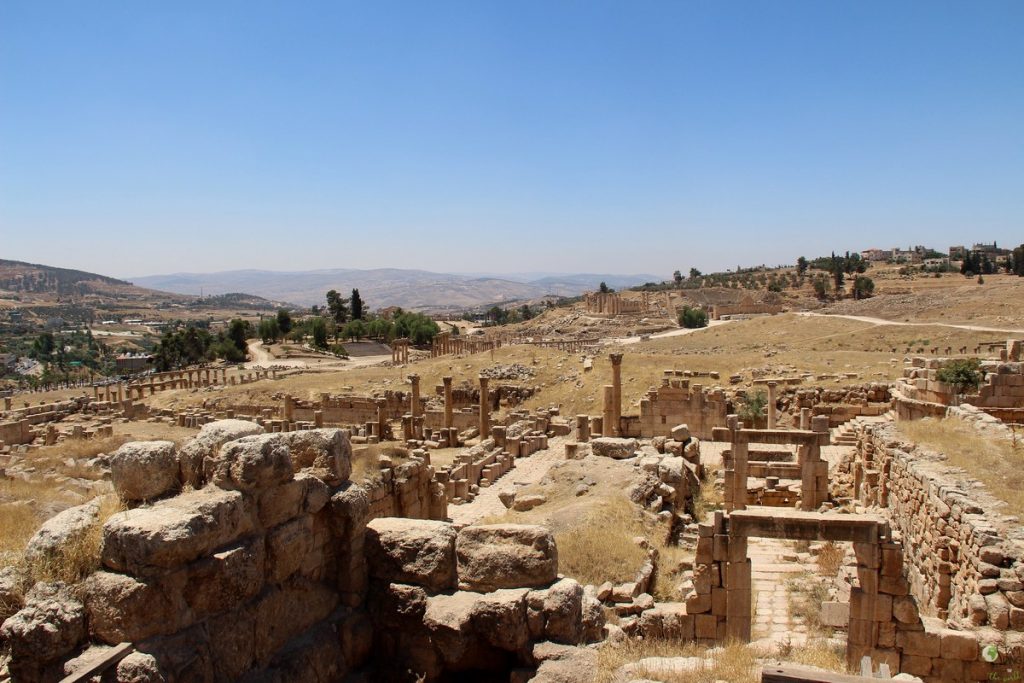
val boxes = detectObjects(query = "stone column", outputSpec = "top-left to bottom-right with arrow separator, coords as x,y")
799,407 -> 810,431
376,399 -> 387,441
767,382 -> 778,429
409,374 -> 421,418
602,385 -> 616,439
609,353 -> 623,437
442,376 -> 454,429
478,376 -> 490,439
575,414 -> 590,442
283,394 -> 294,422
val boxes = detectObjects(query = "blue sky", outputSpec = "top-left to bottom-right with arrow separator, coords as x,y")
1,1 -> 1021,278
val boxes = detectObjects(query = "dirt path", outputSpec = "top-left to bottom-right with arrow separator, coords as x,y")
796,312 -> 1024,335
245,340 -> 390,371
612,319 -> 732,345
447,435 -> 571,525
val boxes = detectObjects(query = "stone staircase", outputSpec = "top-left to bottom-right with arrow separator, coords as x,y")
830,411 -> 896,447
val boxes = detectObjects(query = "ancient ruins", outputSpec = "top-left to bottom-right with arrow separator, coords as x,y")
2,308 -> 1024,683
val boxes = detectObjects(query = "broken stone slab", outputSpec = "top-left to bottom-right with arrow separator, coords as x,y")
456,524 -> 558,592
590,437 -> 639,459
365,518 -> 457,592
512,493 -> 547,512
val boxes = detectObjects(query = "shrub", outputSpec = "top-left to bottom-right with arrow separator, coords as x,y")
678,306 -> 708,329
936,358 -> 982,394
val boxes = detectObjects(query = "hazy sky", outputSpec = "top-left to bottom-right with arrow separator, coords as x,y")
2,1 -> 1022,279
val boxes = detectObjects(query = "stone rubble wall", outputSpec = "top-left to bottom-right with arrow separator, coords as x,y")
0,421 -> 449,683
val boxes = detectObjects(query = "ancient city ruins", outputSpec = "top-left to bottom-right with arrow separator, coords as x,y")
1,298 -> 1024,683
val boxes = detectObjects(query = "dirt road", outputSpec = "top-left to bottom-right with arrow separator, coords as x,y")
796,312 -> 1024,335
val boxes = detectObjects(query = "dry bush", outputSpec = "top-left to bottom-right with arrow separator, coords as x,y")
896,418 -> 1024,518
816,541 -> 845,576
554,497 -> 649,586
598,639 -> 760,683
24,495 -> 124,585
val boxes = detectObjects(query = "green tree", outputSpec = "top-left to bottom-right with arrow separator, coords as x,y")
367,318 -> 393,341
228,319 -> 249,353
738,391 -> 767,428
598,282 -> 610,294
258,318 -> 280,343
311,317 -> 328,349
796,256 -> 808,276
936,359 -> 982,400
519,304 -> 535,321
673,270 -> 683,285
31,332 -> 55,361
276,309 -> 292,335
342,319 -> 366,341
689,268 -> 702,279
678,306 -> 708,329
830,252 -> 845,296
326,289 -> 350,325
852,275 -> 875,299
351,288 -> 364,320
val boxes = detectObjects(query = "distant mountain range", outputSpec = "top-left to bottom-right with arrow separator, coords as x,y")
129,268 -> 661,310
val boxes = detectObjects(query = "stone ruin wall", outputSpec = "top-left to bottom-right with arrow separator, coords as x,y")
847,421 -> 1024,630
1,416 -> 601,682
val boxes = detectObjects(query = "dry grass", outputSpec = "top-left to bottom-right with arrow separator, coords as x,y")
24,495 -> 124,584
786,571 -> 833,635
787,639 -> 848,672
597,639 -> 759,683
816,541 -> 845,576
895,417 -> 1024,519
553,497 -> 649,586
0,501 -> 42,571
350,444 -> 410,484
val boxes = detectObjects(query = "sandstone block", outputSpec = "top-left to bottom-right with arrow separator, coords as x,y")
939,629 -> 978,660
111,440 -> 179,502
101,488 -> 252,574
365,518 -> 457,592
670,424 -> 691,442
456,524 -> 558,592
540,578 -> 584,644
253,580 -> 339,662
266,516 -> 313,585
637,602 -> 694,640
471,588 -> 530,652
0,583 -> 86,680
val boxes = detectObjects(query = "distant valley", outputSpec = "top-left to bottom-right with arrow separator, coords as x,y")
129,268 -> 662,311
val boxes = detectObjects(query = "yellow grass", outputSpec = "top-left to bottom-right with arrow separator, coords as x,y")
787,639 -> 848,672
816,541 -> 845,576
350,444 -> 410,484
553,497 -> 649,586
597,639 -> 759,683
895,418 -> 1024,519
24,495 -> 124,584
0,501 -> 41,571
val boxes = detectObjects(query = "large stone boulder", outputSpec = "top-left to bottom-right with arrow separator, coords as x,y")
365,518 -> 457,592
274,428 -> 352,485
0,582 -> 86,681
110,441 -> 179,502
530,578 -> 584,644
100,487 -> 252,575
82,571 -> 186,644
210,434 -> 294,493
23,499 -> 101,565
456,524 -> 558,592
590,437 -> 638,459
180,419 -> 265,487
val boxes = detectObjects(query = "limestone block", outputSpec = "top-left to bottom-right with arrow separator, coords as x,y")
253,580 -> 340,663
365,518 -> 457,592
512,493 -> 547,512
267,516 -> 313,585
637,602 -> 694,640
23,499 -> 100,565
670,424 -> 691,442
101,488 -> 252,574
179,419 -> 265,487
538,578 -> 584,644
471,588 -> 530,652
274,428 -> 352,485
210,434 -> 294,492
83,570 -> 186,644
257,477 -> 306,529
820,601 -> 850,627
938,629 -> 978,661
456,524 -> 558,592
0,583 -> 86,680
110,440 -> 179,502
589,437 -> 638,459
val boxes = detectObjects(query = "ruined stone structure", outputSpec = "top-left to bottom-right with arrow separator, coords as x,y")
894,344 -> 1024,422
635,372 -> 730,440
709,294 -> 784,320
